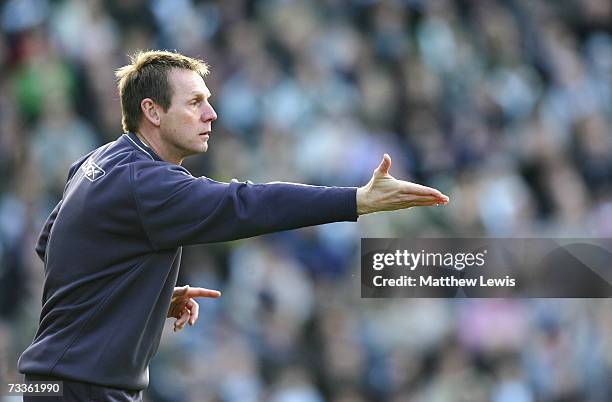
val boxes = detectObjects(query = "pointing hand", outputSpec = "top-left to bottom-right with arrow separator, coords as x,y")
167,285 -> 221,332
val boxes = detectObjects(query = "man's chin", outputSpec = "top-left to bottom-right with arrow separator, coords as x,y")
197,136 -> 209,153
181,143 -> 208,159
191,141 -> 208,153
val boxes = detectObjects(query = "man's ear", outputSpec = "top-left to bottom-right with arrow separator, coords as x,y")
141,98 -> 162,127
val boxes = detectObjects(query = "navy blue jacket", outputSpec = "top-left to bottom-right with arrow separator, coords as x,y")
18,133 -> 358,390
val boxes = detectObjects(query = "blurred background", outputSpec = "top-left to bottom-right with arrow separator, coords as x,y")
0,0 -> 611,401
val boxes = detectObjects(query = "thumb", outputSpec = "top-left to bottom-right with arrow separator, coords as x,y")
375,154 -> 391,177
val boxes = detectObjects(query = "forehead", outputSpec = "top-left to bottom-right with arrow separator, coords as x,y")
168,68 -> 209,97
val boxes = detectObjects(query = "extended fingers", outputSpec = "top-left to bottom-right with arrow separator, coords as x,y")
401,194 -> 447,204
412,196 -> 449,205
408,200 -> 446,207
401,182 -> 449,201
184,287 -> 221,299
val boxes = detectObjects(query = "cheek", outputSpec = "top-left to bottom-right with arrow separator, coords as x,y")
181,110 -> 201,128
165,111 -> 195,133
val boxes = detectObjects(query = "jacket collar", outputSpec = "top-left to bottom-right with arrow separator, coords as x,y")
124,132 -> 165,162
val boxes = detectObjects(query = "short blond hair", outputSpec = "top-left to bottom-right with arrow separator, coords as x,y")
115,50 -> 210,133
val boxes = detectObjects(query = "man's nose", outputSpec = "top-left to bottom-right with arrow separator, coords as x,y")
202,104 -> 217,122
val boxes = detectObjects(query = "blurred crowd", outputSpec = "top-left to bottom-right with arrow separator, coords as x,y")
1,0 -> 611,401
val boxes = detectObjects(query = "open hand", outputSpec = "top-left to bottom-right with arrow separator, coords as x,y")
167,285 -> 221,332
356,154 -> 449,215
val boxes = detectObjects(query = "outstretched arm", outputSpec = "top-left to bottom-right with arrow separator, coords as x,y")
133,155 -> 447,250
133,162 -> 358,249
356,154 -> 449,215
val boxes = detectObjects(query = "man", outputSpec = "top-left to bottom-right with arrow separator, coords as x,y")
18,50 -> 449,401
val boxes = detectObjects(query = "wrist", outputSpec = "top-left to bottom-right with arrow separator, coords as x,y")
356,186 -> 369,215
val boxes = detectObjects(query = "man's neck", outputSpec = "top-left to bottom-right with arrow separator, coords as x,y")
135,131 -> 183,165
135,132 -> 152,148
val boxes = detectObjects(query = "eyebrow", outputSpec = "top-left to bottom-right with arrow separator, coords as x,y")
190,90 -> 212,98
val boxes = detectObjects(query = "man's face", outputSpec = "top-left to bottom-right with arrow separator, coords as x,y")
159,68 -> 217,159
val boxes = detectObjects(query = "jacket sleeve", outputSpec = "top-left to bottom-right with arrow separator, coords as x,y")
35,151 -> 95,262
131,162 -> 358,250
